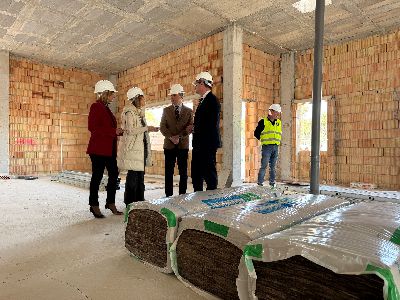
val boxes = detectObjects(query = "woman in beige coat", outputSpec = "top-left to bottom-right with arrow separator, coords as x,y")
117,87 -> 158,206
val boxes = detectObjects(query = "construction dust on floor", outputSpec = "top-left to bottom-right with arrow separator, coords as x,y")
0,177 -> 202,300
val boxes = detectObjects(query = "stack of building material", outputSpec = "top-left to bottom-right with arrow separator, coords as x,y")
170,194 -> 351,299
125,186 -> 273,273
53,170 -> 117,191
239,201 -> 400,300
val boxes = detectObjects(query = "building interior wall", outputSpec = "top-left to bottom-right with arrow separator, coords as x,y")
242,45 -> 281,182
8,57 -> 103,174
6,29 -> 400,189
293,29 -> 400,190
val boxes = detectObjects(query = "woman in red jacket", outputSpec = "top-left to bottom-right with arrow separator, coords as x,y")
87,80 -> 123,218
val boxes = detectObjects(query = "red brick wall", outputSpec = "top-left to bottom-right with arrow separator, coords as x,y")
9,57 -> 103,175
242,45 -> 281,182
294,30 -> 400,189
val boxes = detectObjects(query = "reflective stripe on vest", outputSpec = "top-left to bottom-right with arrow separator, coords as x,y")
260,118 -> 282,145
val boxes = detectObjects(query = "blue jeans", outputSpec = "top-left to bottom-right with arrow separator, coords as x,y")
257,144 -> 279,186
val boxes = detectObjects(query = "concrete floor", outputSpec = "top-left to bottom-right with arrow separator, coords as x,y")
0,177 -> 203,300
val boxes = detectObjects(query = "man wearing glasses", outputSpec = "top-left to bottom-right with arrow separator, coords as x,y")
187,72 -> 221,191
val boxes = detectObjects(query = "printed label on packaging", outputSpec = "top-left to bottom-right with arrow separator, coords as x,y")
202,192 -> 261,209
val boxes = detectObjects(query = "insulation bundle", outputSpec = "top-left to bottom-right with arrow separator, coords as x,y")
239,201 -> 400,300
125,185 -> 274,273
170,194 -> 351,299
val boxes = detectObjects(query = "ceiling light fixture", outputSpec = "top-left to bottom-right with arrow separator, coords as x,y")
293,0 -> 332,13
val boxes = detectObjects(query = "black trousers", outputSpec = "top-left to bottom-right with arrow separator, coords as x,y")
191,148 -> 218,192
164,148 -> 189,197
124,170 -> 145,205
89,154 -> 119,206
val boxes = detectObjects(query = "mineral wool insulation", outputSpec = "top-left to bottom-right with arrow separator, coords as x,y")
239,201 -> 400,300
171,194 -> 351,300
125,185 -> 275,273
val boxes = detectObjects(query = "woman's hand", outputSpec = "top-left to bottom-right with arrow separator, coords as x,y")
148,126 -> 159,132
116,128 -> 124,136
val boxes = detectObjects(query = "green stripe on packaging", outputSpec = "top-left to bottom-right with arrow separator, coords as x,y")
243,244 -> 263,259
204,220 -> 229,237
124,203 -> 131,223
160,208 -> 177,227
245,256 -> 256,274
366,264 -> 400,300
390,228 -> 400,246
240,192 -> 261,202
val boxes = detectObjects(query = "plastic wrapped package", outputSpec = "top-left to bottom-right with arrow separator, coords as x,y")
170,194 -> 351,299
124,185 -> 274,273
239,201 -> 400,300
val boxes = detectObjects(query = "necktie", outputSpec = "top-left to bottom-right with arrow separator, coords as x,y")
174,105 -> 179,120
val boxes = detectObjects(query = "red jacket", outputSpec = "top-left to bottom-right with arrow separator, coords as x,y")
86,101 -> 117,156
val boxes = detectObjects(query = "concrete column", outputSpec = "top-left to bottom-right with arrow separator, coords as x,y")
223,24 -> 243,187
108,74 -> 118,114
0,51 -> 9,174
279,52 -> 295,181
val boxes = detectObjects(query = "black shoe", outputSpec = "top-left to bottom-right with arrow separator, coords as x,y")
90,206 -> 105,218
105,203 -> 123,215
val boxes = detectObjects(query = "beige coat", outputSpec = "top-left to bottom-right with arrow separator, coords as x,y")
159,104 -> 193,149
117,104 -> 151,171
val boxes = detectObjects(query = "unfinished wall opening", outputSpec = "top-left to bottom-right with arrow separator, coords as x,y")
144,100 -> 194,176
145,101 -> 194,151
294,99 -> 328,181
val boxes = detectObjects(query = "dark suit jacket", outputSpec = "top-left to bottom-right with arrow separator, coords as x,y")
160,104 -> 193,149
86,100 -> 117,156
192,92 -> 221,150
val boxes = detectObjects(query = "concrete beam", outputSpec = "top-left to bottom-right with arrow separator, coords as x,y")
279,52 -> 295,181
0,51 -> 9,174
108,74 -> 118,114
223,24 -> 243,187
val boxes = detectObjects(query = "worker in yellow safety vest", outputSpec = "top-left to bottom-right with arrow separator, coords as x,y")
253,104 -> 282,188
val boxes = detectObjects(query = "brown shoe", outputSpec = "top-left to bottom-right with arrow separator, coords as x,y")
90,206 -> 105,218
105,203 -> 123,215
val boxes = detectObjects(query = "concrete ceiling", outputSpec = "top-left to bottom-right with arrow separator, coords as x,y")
1,0 -> 400,74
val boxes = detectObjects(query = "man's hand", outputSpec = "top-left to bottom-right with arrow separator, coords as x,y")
169,135 -> 180,145
186,124 -> 193,134
116,128 -> 124,136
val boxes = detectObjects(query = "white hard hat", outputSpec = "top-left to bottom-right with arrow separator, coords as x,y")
269,104 -> 282,113
168,84 -> 185,95
127,87 -> 144,100
94,80 -> 117,93
193,71 -> 213,87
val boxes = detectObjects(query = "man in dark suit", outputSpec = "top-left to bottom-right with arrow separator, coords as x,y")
160,84 -> 193,197
187,72 -> 221,191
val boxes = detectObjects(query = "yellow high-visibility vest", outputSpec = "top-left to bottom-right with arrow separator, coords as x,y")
260,118 -> 282,145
